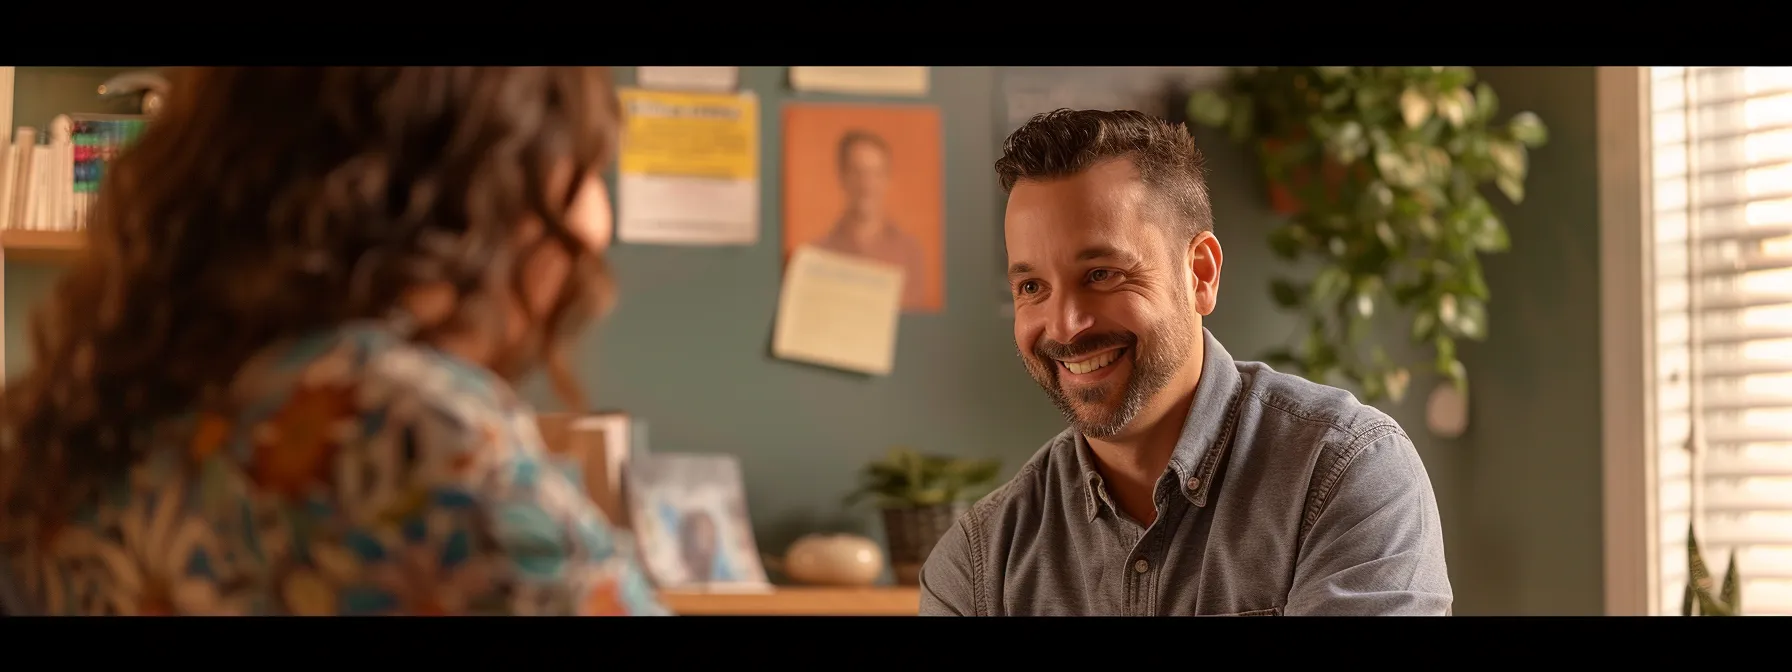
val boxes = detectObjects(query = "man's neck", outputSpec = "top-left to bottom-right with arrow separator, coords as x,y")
1086,390 -> 1194,527
838,213 -> 882,246
1085,338 -> 1207,527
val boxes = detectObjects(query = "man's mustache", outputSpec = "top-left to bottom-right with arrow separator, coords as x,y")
1034,332 -> 1136,363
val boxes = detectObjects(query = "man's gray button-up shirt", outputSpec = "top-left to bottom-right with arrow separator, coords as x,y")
918,329 -> 1453,616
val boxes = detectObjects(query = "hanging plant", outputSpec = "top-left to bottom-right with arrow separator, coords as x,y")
1187,67 -> 1547,403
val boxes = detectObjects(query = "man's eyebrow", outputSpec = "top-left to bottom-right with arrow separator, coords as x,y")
1068,247 -> 1139,268
1078,245 -> 1136,264
1007,246 -> 1138,278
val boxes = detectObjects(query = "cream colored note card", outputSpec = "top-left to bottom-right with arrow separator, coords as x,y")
637,66 -> 739,93
789,67 -> 930,97
772,245 -> 905,376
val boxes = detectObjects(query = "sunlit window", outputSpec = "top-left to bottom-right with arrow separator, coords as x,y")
1650,66 -> 1792,615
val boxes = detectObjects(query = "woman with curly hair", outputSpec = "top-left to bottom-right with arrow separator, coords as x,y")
0,67 -> 667,616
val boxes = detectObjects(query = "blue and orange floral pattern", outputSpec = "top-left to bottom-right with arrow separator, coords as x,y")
1,322 -> 668,616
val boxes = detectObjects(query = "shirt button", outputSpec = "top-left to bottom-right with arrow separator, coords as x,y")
1133,558 -> 1150,574
1186,476 -> 1202,491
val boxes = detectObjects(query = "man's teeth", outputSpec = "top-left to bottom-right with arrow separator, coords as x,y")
1061,349 -> 1121,375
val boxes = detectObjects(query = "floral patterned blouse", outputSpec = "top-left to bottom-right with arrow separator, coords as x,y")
1,321 -> 669,616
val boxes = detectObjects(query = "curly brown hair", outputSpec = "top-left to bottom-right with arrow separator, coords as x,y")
0,66 -> 622,519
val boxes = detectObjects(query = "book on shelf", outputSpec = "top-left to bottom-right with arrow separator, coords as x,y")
536,410 -> 638,529
0,113 -> 147,236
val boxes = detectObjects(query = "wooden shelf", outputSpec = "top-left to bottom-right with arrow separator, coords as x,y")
660,586 -> 919,616
0,229 -> 85,263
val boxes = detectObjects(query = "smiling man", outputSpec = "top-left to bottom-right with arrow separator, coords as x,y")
917,109 -> 1452,616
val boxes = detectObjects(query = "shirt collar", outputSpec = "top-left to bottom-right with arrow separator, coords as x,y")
1079,328 -> 1247,521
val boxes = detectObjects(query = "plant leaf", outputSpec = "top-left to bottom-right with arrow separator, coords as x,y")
1688,523 -> 1715,594
1474,216 -> 1511,253
943,459 -> 1001,488
1496,175 -> 1525,204
1474,82 -> 1499,121
911,488 -> 949,506
1451,296 -> 1489,341
1385,368 -> 1411,404
1187,90 -> 1231,128
1227,97 -> 1255,142
1267,225 -> 1306,260
1507,111 -> 1548,146
1721,552 -> 1742,613
1329,120 -> 1367,163
1309,267 -> 1350,305
1436,88 -> 1470,128
852,447 -> 1001,508
1441,358 -> 1468,395
1270,279 -> 1304,309
1411,310 -> 1438,342
1399,87 -> 1432,128
1488,140 -> 1526,181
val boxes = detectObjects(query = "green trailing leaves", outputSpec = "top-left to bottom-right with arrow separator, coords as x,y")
1270,278 -> 1305,309
1186,66 -> 1547,403
1507,111 -> 1548,147
1187,89 -> 1231,128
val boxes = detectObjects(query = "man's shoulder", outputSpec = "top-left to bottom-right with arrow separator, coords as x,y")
1233,359 -> 1407,446
959,429 -> 1077,534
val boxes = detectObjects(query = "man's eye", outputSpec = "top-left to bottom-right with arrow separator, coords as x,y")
1019,280 -> 1040,295
1089,269 -> 1115,283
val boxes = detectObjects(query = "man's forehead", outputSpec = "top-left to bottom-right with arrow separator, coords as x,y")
1006,181 -> 1156,246
1010,160 -> 1151,214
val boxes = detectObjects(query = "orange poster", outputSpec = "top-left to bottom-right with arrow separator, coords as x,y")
782,103 -> 944,313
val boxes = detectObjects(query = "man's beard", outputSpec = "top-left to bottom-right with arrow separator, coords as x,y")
1019,311 -> 1197,439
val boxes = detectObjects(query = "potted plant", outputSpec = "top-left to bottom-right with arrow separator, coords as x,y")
1684,525 -> 1743,615
845,447 -> 1001,586
1186,67 -> 1548,403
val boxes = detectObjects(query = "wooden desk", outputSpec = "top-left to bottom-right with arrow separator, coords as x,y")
660,586 -> 919,616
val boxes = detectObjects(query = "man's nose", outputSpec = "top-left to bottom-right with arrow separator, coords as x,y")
1043,292 -> 1095,345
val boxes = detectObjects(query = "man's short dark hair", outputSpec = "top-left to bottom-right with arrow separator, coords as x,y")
994,109 -> 1212,241
837,129 -> 890,173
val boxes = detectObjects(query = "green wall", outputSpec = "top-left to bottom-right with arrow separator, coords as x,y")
1439,67 -> 1605,615
3,261 -> 58,379
5,66 -> 1607,614
560,67 -> 1067,557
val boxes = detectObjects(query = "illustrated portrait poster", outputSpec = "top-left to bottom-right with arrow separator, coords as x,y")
782,103 -> 945,313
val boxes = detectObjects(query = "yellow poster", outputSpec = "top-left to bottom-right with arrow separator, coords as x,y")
617,89 -> 760,245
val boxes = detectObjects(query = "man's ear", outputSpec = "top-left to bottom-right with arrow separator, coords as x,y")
1187,231 -> 1223,316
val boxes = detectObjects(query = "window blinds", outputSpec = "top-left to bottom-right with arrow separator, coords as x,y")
1650,66 -> 1792,616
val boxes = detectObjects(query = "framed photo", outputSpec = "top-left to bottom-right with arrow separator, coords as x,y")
626,453 -> 770,591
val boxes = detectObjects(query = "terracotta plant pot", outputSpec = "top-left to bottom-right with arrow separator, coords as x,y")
881,502 -> 967,586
